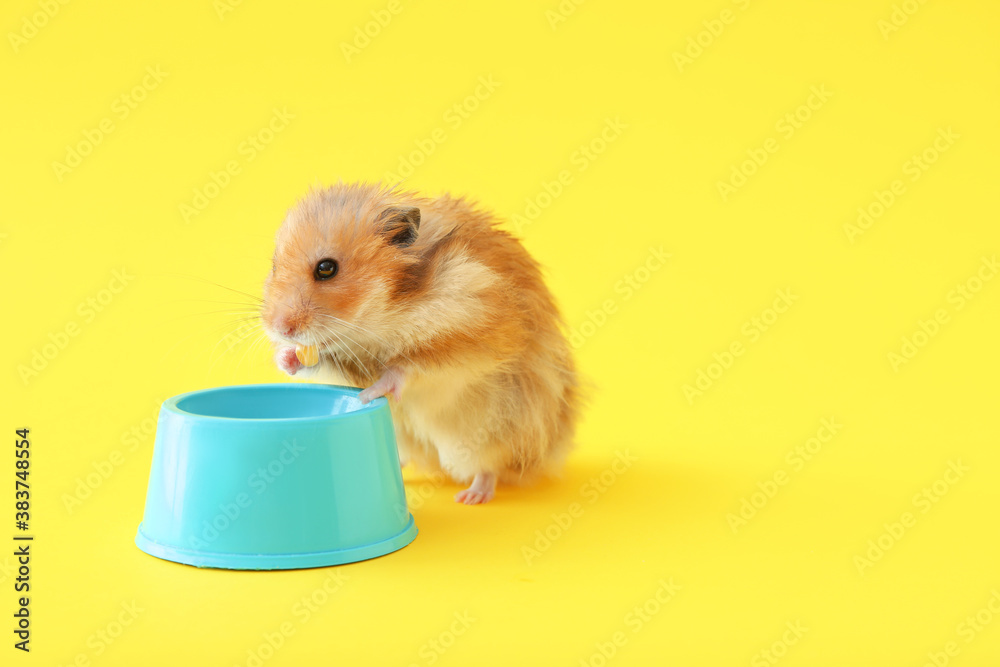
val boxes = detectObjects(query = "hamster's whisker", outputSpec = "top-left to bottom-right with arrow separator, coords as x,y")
315,330 -> 350,380
209,318 -> 264,361
313,313 -> 384,342
207,319 -> 266,376
322,328 -> 374,381
330,350 -> 348,381
165,274 -> 265,304
329,328 -> 389,372
233,328 -> 270,373
174,309 -> 263,319
167,298 -> 265,309
314,320 -> 388,369
152,310 -> 260,335
312,313 -> 414,366
322,327 -> 375,380
228,320 -> 272,375
159,315 -> 263,365
238,330 -> 272,375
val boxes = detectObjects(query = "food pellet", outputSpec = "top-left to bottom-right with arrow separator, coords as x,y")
295,345 -> 319,367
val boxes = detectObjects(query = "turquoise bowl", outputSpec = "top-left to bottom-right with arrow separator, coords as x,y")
135,383 -> 417,569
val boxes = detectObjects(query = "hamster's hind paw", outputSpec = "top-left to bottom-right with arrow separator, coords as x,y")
454,472 -> 496,505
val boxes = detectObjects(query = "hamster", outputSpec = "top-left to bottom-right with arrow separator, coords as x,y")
261,182 -> 580,504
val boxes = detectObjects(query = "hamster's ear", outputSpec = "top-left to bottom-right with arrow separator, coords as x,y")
377,206 -> 420,247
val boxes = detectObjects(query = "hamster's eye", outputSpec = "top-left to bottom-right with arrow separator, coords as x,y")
314,258 -> 338,281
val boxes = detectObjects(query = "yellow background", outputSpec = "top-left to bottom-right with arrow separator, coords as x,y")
4,0 -> 1000,664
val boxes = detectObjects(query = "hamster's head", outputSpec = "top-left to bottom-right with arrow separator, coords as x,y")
262,183 -> 423,356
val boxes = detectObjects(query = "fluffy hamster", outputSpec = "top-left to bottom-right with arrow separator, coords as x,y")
261,182 -> 580,504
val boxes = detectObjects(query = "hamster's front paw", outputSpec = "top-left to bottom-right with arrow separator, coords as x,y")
275,347 -> 302,375
359,366 -> 406,404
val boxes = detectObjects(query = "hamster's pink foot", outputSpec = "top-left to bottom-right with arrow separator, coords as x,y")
359,367 -> 405,403
276,347 -> 302,375
455,472 -> 496,505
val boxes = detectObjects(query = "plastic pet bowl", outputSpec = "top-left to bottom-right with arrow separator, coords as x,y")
135,383 -> 417,569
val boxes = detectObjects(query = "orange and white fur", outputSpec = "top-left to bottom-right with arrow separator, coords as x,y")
262,183 -> 579,504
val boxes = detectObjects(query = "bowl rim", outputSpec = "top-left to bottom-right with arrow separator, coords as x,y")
161,382 -> 387,424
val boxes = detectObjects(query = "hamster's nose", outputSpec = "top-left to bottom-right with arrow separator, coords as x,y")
273,314 -> 299,338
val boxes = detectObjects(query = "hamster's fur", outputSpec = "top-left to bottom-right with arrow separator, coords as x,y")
262,182 -> 579,504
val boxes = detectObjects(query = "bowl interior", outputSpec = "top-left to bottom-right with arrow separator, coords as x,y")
174,384 -> 367,420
